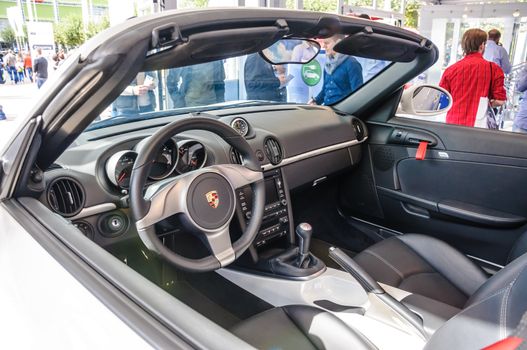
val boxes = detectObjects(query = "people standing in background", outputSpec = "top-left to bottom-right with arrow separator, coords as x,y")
287,41 -> 320,103
354,57 -> 389,82
167,61 -> 225,108
310,35 -> 363,105
4,50 -> 18,84
33,48 -> 49,89
112,72 -> 157,117
513,67 -> 527,133
0,54 -> 5,84
483,29 -> 512,75
439,28 -> 506,126
244,53 -> 285,102
16,54 -> 25,83
24,52 -> 33,82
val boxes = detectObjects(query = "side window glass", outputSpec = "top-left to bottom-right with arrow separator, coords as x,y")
397,20 -> 526,135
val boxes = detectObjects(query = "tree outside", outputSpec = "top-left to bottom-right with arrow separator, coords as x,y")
54,16 -> 110,49
179,0 -> 209,9
347,0 -> 421,28
303,0 -> 338,12
285,0 -> 421,28
0,27 -> 16,47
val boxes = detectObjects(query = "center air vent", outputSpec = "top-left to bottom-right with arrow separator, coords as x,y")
230,148 -> 243,165
264,137 -> 283,165
47,177 -> 85,217
352,118 -> 366,142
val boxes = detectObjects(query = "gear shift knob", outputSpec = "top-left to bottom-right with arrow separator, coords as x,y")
296,223 -> 312,266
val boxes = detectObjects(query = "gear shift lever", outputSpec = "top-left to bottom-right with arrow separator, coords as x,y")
296,223 -> 312,267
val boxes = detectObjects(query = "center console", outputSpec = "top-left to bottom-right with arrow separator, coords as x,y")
234,168 -> 325,278
237,168 -> 291,247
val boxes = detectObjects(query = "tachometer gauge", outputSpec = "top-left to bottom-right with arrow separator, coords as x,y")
176,141 -> 207,174
230,117 -> 249,137
105,150 -> 138,189
149,139 -> 178,180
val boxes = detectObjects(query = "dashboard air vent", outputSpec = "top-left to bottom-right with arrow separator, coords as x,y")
352,118 -> 366,142
264,137 -> 283,165
47,177 -> 85,217
230,148 -> 243,165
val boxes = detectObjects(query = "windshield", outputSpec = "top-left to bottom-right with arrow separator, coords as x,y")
88,43 -> 391,131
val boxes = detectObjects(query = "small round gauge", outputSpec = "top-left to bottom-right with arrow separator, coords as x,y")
105,150 -> 138,189
149,139 -> 179,180
231,117 -> 249,137
176,141 -> 207,174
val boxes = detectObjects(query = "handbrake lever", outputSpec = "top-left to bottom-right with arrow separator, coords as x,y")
329,247 -> 428,340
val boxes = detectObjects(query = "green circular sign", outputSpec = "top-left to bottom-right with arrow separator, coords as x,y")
301,60 -> 322,87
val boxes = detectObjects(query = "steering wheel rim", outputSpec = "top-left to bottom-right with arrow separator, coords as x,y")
129,117 -> 265,272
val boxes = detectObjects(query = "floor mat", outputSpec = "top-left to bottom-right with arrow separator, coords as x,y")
167,280 -> 242,329
311,238 -> 356,270
110,238 -> 273,330
291,179 -> 375,253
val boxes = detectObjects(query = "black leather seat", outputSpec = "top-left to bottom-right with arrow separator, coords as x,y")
354,234 -> 488,308
231,305 -> 377,350
233,237 -> 527,349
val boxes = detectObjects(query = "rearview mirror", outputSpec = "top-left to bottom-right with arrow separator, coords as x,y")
260,39 -> 320,65
399,85 -> 452,116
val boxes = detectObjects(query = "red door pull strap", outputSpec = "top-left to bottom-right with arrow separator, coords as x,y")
416,141 -> 428,161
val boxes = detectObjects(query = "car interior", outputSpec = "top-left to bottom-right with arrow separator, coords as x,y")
5,8 -> 527,350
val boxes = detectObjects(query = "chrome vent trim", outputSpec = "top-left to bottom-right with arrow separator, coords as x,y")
264,137 -> 283,165
47,177 -> 85,217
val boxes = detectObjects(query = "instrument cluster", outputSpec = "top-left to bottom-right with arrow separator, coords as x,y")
105,138 -> 207,190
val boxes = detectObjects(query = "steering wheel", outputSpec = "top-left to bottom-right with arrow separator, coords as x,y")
129,117 -> 265,272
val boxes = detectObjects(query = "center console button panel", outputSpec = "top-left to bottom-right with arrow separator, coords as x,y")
237,169 -> 290,247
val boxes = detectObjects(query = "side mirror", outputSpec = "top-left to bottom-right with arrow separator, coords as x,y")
399,85 -> 452,116
260,39 -> 320,65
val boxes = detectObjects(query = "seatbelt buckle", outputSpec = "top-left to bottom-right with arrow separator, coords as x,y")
415,141 -> 428,161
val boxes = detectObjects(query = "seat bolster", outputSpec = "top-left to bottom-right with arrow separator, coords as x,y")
283,305 -> 378,350
231,307 -> 318,350
397,234 -> 487,297
425,254 -> 527,350
231,305 -> 377,350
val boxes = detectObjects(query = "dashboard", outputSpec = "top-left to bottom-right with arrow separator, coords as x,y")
40,105 -> 367,248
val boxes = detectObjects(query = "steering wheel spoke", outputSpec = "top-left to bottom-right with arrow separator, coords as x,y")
135,175 -> 190,231
201,226 -> 235,267
207,164 -> 263,189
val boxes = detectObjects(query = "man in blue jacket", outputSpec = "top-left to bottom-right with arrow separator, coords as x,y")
311,36 -> 363,105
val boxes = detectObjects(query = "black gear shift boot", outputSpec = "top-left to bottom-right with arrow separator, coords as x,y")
264,247 -> 325,278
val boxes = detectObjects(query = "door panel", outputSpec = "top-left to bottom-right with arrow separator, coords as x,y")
341,118 -> 527,266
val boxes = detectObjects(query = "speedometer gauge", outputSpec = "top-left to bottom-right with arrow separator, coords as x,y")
105,150 -> 138,189
148,139 -> 178,180
176,141 -> 207,174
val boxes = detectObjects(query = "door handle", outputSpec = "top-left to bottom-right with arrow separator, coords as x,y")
389,129 -> 437,147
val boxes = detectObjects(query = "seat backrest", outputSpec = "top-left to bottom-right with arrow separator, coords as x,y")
508,231 -> 527,263
424,253 -> 527,350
